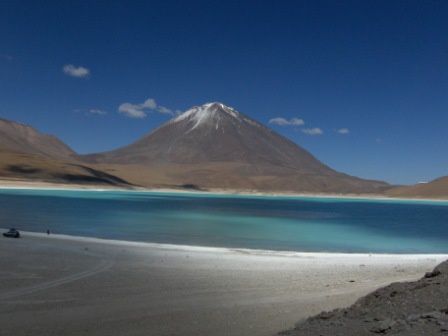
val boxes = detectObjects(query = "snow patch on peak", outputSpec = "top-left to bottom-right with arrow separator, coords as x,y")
172,102 -> 242,129
170,102 -> 263,133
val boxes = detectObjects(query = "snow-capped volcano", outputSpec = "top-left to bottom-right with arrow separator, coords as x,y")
172,102 -> 259,132
83,102 -> 388,193
85,101 -> 322,168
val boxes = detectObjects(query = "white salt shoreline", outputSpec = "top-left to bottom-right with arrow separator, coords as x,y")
1,180 -> 448,204
6,229 -> 448,263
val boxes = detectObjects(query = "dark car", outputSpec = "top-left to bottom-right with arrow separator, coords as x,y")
3,228 -> 21,238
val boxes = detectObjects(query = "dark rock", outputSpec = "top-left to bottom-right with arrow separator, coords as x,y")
425,269 -> 442,278
370,318 -> 396,333
315,311 -> 335,320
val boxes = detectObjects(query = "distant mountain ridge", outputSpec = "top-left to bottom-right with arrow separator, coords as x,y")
2,103 -> 448,196
83,102 -> 334,172
0,103 -> 396,193
81,102 -> 389,193
0,118 -> 76,160
0,118 -> 129,186
387,176 -> 448,198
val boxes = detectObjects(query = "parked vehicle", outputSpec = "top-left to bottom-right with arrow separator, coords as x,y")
3,228 -> 21,238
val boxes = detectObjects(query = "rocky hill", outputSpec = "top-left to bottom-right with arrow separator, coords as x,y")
278,259 -> 448,336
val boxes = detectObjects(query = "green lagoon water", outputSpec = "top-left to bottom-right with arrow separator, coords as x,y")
1,188 -> 448,253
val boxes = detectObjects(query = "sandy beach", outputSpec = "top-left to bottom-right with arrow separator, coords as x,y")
0,232 -> 446,336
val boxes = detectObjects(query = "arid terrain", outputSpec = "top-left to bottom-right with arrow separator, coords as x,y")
1,104 -> 390,194
1,104 -> 447,198
386,176 -> 448,199
0,149 -> 130,187
279,259 -> 448,335
0,118 -> 129,187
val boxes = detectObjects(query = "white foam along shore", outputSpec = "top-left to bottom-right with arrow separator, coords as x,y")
6,229 -> 448,264
1,179 -> 448,204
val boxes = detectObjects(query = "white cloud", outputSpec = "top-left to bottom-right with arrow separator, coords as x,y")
63,64 -> 90,78
269,118 -> 289,126
142,98 -> 157,109
73,108 -> 108,116
290,118 -> 305,126
118,103 -> 147,118
118,97 -> 176,119
88,109 -> 107,115
302,128 -> 323,135
157,106 -> 172,114
269,117 -> 305,126
337,128 -> 350,134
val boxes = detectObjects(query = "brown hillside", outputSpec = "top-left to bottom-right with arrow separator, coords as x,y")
387,176 -> 448,199
83,102 -> 389,193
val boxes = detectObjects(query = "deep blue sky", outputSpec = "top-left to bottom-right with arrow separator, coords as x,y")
1,0 -> 447,185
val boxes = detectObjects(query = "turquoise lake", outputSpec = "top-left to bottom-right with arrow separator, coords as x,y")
1,188 -> 448,253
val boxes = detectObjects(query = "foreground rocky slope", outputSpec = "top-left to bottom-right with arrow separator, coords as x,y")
279,260 -> 448,336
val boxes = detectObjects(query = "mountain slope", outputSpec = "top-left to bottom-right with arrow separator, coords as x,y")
83,103 -> 388,193
0,118 -> 130,187
387,176 -> 448,199
0,150 -> 130,186
85,103 -> 332,174
0,118 -> 76,160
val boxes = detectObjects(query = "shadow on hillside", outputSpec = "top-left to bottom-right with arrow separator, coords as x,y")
6,163 -> 132,187
7,164 -> 41,174
52,164 -> 132,186
179,184 -> 204,191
